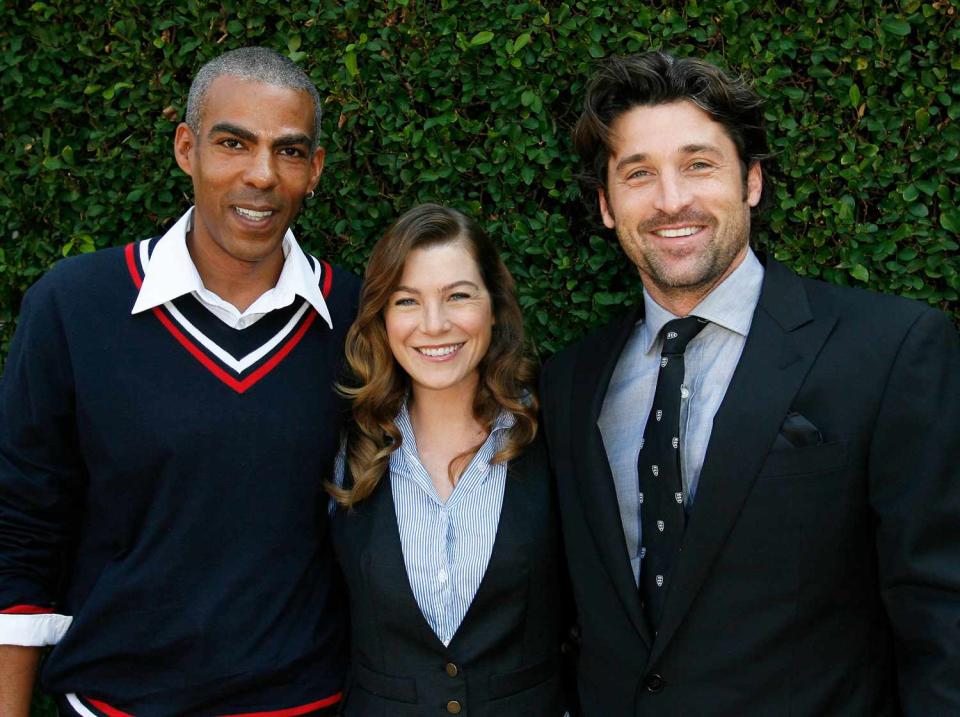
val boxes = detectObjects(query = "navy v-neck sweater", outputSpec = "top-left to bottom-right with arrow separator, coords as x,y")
0,238 -> 360,715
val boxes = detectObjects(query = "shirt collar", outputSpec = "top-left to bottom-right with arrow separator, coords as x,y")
639,247 -> 765,354
131,207 -> 332,329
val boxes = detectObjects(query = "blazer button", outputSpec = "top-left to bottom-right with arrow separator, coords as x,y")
446,699 -> 462,714
645,673 -> 665,693
445,662 -> 459,677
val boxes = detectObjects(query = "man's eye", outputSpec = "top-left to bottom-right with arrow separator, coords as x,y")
280,147 -> 305,158
626,169 -> 650,180
221,138 -> 243,149
689,161 -> 713,170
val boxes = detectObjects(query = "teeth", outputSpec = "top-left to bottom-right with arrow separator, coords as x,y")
235,207 -> 273,220
654,226 -> 701,238
418,344 -> 462,357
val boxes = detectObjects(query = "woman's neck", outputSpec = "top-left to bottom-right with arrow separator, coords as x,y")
408,379 -> 482,439
407,379 -> 487,500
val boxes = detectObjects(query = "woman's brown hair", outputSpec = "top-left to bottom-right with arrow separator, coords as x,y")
329,203 -> 538,508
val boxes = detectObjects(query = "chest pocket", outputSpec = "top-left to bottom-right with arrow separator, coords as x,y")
758,440 -> 849,478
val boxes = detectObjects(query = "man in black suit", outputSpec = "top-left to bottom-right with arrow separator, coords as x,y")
540,50 -> 959,715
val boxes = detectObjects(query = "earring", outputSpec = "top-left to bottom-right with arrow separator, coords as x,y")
307,190 -> 315,200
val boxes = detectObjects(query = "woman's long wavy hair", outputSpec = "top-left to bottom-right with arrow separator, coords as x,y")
329,203 -> 539,508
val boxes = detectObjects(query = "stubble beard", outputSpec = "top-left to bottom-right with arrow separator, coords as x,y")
617,210 -> 751,297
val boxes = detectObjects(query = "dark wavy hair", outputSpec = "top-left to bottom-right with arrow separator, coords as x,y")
328,203 -> 538,508
574,50 -> 772,216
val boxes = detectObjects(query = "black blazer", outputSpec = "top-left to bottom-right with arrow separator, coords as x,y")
541,256 -> 960,716
330,433 -> 569,717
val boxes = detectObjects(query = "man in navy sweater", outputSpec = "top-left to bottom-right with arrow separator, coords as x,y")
0,47 -> 358,716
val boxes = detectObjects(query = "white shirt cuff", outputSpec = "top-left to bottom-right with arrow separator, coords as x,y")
0,613 -> 73,646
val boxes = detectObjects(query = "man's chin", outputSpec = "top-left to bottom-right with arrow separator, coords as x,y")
645,258 -> 721,291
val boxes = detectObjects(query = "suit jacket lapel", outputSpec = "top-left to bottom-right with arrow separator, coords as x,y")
376,477 -> 451,651
447,447 -> 527,650
649,258 -> 837,665
571,306 -> 654,647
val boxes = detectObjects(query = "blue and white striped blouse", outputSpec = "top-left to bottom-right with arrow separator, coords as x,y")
334,403 -> 514,646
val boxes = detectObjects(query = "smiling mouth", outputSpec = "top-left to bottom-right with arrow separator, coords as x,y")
234,206 -> 275,220
416,343 -> 464,358
652,226 -> 705,238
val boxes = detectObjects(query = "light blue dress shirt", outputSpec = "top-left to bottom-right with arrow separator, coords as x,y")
335,403 -> 513,646
598,249 -> 765,583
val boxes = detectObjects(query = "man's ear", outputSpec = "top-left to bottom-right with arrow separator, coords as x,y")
173,123 -> 196,177
307,146 -> 325,196
746,161 -> 762,208
598,187 -> 616,229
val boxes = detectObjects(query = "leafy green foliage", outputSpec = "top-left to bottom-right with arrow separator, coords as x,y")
1,0 -> 957,710
2,0 -> 958,373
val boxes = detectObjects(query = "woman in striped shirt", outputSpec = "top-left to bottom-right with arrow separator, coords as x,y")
328,203 -> 571,716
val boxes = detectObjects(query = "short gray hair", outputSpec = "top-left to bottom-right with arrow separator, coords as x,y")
185,46 -> 322,148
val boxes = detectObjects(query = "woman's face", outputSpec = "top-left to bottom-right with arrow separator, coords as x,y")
385,240 -> 494,398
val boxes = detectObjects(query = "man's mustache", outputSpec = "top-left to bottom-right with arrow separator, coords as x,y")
635,210 -> 715,234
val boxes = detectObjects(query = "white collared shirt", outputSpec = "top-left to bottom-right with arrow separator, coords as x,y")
131,207 -> 332,330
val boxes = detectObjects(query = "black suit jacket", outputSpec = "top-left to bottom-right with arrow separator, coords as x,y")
330,434 -> 569,716
541,257 -> 960,716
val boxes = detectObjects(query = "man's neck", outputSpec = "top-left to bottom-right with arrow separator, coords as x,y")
644,246 -> 749,317
186,231 -> 285,313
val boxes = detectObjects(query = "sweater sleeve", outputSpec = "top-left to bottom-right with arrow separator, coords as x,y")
0,273 -> 84,645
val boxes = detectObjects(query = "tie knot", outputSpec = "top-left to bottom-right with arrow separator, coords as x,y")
659,316 -> 707,355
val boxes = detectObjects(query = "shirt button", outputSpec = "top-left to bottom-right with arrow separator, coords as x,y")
680,385 -> 690,398
445,662 -> 459,677
438,569 -> 448,583
446,699 -> 462,714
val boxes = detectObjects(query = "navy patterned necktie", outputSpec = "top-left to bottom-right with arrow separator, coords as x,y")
638,315 -> 707,631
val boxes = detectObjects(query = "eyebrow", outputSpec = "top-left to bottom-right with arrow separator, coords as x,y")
393,280 -> 481,294
615,143 -> 725,171
208,122 -> 312,149
615,153 -> 648,171
680,143 -> 724,156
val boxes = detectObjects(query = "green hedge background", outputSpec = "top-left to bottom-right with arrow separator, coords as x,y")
3,0 -> 960,369
1,0 -> 957,710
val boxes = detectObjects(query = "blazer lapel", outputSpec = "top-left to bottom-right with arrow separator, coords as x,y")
377,477 -> 451,651
571,306 -> 654,647
649,259 -> 837,665
447,453 -> 526,650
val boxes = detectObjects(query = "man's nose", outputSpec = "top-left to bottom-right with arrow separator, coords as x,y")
243,148 -> 280,189
653,171 -> 691,215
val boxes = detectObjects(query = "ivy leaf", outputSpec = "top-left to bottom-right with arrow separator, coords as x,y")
851,265 -> 870,282
343,52 -> 358,78
849,84 -> 861,106
941,211 -> 960,234
880,17 -> 911,36
470,31 -> 494,46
